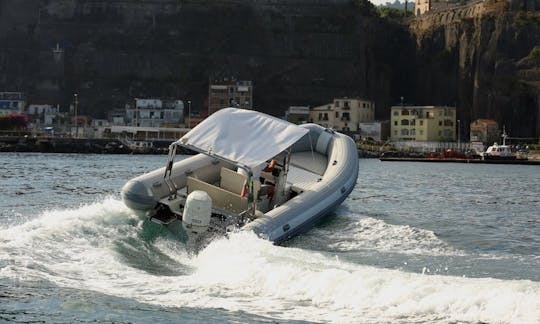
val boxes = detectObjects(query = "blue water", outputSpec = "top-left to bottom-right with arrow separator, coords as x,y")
0,153 -> 539,323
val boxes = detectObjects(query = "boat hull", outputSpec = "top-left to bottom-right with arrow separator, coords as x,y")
121,124 -> 359,244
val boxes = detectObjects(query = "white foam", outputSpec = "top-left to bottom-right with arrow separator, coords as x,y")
311,217 -> 465,256
1,202 -> 538,323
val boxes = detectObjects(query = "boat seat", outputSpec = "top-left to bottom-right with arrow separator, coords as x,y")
287,165 -> 322,193
220,167 -> 247,195
219,167 -> 261,200
289,151 -> 328,176
186,176 -> 247,214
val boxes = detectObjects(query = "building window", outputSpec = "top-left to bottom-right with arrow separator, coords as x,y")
394,121 -> 398,126
335,101 -> 340,107
401,120 -> 409,126
335,111 -> 339,118
420,120 -> 424,126
439,121 -> 442,126
394,130 -> 398,135
401,110 -> 409,115
410,119 -> 416,126
410,129 -> 416,135
393,110 -> 399,116
401,129 -> 409,135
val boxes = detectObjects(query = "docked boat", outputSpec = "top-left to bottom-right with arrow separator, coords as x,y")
121,108 -> 359,244
481,128 -> 524,160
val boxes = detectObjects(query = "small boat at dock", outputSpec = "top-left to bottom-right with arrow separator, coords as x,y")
481,128 -> 527,160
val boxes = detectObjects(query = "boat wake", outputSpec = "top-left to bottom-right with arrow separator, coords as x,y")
0,199 -> 538,323
292,214 -> 465,257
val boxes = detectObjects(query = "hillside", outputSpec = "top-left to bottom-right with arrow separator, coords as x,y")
0,0 -> 539,137
0,0 -> 413,121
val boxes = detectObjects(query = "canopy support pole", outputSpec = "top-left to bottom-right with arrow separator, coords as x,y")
163,143 -> 177,199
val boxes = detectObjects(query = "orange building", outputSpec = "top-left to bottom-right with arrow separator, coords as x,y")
470,119 -> 499,144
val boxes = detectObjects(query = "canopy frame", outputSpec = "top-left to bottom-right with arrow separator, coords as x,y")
160,108 -> 309,216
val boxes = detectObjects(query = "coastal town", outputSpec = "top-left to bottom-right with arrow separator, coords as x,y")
1,0 -> 539,158
1,83 -> 538,161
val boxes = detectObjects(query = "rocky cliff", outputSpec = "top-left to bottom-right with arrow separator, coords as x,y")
0,0 -> 413,121
410,0 -> 540,137
0,0 -> 539,138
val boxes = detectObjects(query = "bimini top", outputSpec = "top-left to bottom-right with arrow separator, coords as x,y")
175,108 -> 309,169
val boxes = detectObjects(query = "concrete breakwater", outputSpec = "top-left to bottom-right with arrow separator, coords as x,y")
0,136 -> 172,154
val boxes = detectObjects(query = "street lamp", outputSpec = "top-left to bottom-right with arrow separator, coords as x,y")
187,100 -> 191,129
457,119 -> 461,150
74,93 -> 78,138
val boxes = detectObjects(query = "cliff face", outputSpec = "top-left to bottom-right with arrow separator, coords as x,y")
409,0 -> 540,137
0,0 -> 413,120
1,0 -> 539,138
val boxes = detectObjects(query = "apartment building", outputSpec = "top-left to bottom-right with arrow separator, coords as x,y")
126,99 -> 184,127
284,106 -> 310,124
309,98 -> 375,132
390,105 -> 456,141
0,92 -> 25,115
208,79 -> 253,115
470,118 -> 499,144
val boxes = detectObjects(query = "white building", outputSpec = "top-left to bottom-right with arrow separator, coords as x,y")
27,104 -> 61,126
126,98 -> 184,127
284,106 -> 310,124
108,109 -> 127,126
0,92 -> 25,115
309,98 -> 375,133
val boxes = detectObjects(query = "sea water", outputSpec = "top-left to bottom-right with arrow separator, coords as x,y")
0,153 -> 538,323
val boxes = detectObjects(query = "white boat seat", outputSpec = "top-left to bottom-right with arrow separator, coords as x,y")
289,151 -> 328,176
287,165 -> 322,193
220,167 -> 246,195
187,176 -> 247,214
220,167 -> 261,200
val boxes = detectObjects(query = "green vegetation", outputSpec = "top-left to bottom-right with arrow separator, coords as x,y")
529,46 -> 540,60
514,11 -> 540,28
357,139 -> 395,152
377,7 -> 413,21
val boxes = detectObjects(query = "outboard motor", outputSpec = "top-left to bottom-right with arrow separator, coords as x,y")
182,190 -> 212,235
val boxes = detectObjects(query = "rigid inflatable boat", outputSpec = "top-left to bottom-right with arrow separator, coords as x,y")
121,108 -> 358,244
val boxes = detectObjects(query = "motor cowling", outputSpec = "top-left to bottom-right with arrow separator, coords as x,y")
182,190 -> 212,234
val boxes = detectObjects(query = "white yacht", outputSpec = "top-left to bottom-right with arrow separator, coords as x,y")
121,108 -> 359,244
